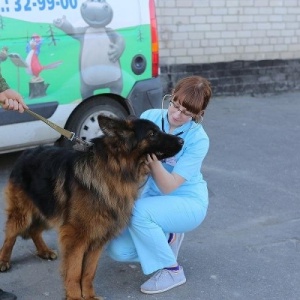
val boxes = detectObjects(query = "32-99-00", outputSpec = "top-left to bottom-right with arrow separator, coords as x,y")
5,0 -> 78,12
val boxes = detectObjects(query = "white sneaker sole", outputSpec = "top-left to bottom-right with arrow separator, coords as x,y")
140,278 -> 187,294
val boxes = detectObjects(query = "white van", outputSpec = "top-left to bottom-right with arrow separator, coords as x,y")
0,0 -> 161,153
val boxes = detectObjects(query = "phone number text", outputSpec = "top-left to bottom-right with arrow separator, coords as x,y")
1,0 -> 78,12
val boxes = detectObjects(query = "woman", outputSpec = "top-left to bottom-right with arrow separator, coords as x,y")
107,75 -> 212,294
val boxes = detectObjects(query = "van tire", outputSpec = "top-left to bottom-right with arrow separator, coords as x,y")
57,96 -> 128,148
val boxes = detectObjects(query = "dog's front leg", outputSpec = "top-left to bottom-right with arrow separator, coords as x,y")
81,246 -> 103,300
59,225 -> 86,300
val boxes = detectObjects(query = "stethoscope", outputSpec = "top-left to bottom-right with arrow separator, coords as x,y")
161,94 -> 199,136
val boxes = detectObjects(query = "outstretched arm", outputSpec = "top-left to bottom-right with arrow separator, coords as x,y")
53,16 -> 87,38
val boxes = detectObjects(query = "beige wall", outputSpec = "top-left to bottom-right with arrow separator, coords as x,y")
156,0 -> 300,65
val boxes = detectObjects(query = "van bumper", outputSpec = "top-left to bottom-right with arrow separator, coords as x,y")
127,77 -> 163,117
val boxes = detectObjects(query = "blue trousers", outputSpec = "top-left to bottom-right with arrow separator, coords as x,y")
106,195 -> 207,275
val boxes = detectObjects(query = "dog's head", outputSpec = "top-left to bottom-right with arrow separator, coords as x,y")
94,115 -> 183,160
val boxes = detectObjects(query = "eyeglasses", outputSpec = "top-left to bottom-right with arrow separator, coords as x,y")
169,100 -> 194,117
162,94 -> 194,117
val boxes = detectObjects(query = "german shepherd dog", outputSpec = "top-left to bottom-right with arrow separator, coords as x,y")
0,115 -> 183,300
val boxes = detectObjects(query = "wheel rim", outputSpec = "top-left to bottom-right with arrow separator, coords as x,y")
79,110 -> 118,141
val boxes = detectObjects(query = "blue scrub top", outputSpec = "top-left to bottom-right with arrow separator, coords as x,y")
140,109 -> 209,207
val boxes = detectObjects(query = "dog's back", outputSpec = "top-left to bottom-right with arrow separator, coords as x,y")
8,146 -> 78,217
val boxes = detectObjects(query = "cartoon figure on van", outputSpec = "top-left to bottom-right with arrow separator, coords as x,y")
25,34 -> 62,83
25,34 -> 62,98
53,0 -> 125,99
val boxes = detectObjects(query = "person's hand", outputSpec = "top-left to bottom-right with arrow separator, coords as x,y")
146,153 -> 185,194
146,153 -> 161,171
0,89 -> 28,113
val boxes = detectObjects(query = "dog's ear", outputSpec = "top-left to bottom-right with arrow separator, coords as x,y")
97,115 -> 126,137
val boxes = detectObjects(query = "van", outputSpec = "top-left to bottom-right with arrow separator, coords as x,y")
0,0 -> 162,153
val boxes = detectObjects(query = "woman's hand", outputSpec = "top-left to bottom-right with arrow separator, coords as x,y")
146,153 -> 185,194
146,153 -> 161,171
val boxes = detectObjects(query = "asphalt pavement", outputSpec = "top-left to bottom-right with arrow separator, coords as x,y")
0,91 -> 299,300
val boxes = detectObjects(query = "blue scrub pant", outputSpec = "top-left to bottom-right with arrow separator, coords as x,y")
106,195 -> 207,275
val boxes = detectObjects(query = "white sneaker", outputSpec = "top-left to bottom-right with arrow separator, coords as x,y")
140,266 -> 186,294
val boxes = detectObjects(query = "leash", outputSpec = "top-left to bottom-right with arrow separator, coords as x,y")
25,108 -> 93,150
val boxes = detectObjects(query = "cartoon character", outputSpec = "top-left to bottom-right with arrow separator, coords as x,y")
53,0 -> 125,99
26,34 -> 62,82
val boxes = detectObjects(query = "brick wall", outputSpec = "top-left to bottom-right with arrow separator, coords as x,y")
155,0 -> 300,96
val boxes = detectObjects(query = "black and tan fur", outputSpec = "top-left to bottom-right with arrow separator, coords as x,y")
0,115 -> 183,300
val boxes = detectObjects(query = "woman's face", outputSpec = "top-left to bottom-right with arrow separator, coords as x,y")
167,100 -> 194,128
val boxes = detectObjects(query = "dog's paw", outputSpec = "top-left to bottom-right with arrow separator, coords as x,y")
0,260 -> 11,272
37,249 -> 58,260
